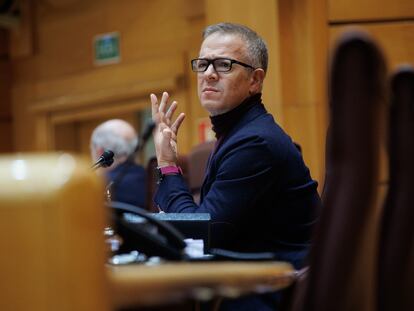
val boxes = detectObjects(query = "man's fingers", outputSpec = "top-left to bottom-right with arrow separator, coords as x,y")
171,113 -> 186,134
165,101 -> 177,120
158,91 -> 169,114
151,92 -> 181,132
150,93 -> 159,118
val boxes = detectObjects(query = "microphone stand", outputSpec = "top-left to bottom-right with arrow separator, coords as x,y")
89,149 -> 121,254
105,181 -> 114,202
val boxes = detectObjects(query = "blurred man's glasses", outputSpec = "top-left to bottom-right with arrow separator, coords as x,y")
191,58 -> 256,72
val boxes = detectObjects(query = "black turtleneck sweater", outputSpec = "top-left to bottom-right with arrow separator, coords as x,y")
210,93 -> 263,139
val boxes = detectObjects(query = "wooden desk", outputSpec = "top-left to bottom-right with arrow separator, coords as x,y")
108,261 -> 295,309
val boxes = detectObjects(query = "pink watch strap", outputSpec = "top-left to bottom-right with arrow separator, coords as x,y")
159,166 -> 183,175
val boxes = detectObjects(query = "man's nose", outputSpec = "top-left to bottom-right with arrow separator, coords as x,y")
203,63 -> 218,78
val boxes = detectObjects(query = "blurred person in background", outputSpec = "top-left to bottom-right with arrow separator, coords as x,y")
90,119 -> 146,208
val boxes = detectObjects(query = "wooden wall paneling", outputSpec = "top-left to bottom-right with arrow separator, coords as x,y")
106,0 -> 198,63
0,29 -> 8,55
54,122 -> 78,152
283,104 -> 326,181
104,0 -> 206,152
20,0 -> 205,81
42,90 -> 142,119
11,83 -> 38,151
48,97 -> 150,125
9,0 -> 35,59
172,87 -> 192,155
182,14 -> 207,148
31,56 -> 183,103
186,46 -> 211,147
52,113 -> 139,158
0,61 -> 11,117
33,75 -> 176,115
0,60 -> 11,116
12,0 -> 204,152
330,22 -> 414,71
278,0 -> 329,186
34,113 -> 54,150
0,122 -> 13,153
205,0 -> 284,121
29,53 -> 183,149
42,97 -> 155,152
0,30 -> 12,153
329,0 -> 414,23
31,73 -> 177,152
28,1 -> 106,79
186,46 -> 209,147
77,119 -> 103,158
29,69 -> 178,151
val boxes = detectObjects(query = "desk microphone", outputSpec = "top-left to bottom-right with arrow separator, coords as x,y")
91,149 -> 115,170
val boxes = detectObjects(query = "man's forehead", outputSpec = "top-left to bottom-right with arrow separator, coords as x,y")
199,33 -> 247,57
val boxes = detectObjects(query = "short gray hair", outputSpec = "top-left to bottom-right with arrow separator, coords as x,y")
91,126 -> 138,158
203,22 -> 268,73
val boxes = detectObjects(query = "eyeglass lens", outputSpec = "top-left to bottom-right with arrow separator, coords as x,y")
193,59 -> 233,72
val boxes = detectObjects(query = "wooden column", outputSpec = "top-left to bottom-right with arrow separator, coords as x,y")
278,0 -> 329,187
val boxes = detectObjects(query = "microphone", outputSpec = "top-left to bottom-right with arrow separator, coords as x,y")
134,121 -> 156,153
91,149 -> 115,170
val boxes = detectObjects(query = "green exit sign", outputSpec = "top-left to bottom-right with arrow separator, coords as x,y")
94,32 -> 120,65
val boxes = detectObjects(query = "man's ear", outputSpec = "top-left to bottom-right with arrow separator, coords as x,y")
249,68 -> 265,94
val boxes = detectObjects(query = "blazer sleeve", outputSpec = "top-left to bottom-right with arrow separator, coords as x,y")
154,135 -> 278,223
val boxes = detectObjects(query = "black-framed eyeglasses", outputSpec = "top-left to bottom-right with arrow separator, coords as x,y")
191,58 -> 256,72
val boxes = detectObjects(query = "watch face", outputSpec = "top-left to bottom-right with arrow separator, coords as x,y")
154,166 -> 181,184
155,167 -> 163,184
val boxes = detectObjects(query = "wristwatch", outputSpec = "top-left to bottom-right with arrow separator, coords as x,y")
155,165 -> 183,184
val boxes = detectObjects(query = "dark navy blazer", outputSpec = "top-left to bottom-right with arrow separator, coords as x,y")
155,102 -> 320,268
107,161 -> 146,209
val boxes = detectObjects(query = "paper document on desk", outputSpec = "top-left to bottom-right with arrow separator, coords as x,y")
184,239 -> 205,258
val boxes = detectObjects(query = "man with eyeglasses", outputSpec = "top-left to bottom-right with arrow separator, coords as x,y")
151,23 -> 320,310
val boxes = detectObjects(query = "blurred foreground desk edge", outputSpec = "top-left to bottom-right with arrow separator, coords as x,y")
107,261 -> 295,309
0,154 -> 110,311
